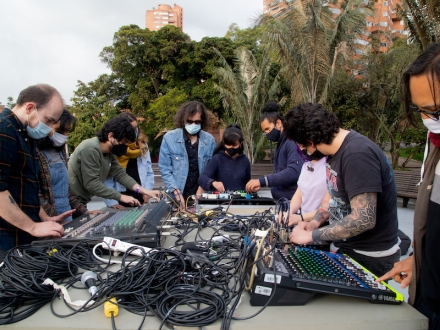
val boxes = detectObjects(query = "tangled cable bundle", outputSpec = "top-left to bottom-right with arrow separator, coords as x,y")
0,203 -> 286,329
0,242 -> 104,324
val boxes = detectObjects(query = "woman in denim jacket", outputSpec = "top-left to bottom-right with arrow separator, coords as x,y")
159,101 -> 216,209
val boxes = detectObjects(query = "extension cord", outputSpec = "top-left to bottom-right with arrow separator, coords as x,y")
102,237 -> 156,257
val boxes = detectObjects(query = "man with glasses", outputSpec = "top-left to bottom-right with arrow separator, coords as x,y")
377,42 -> 440,329
246,101 -> 303,200
0,84 -> 72,258
68,117 -> 160,207
159,101 -> 215,209
410,105 -> 440,121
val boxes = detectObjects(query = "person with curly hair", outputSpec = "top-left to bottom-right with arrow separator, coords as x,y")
68,116 -> 160,206
198,124 -> 251,192
103,113 -> 155,209
245,101 -> 303,200
377,42 -> 440,329
283,103 -> 399,277
159,101 -> 216,209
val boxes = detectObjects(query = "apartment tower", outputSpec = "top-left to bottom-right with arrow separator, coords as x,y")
146,4 -> 183,31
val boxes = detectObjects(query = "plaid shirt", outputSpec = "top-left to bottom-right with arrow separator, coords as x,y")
0,108 -> 40,249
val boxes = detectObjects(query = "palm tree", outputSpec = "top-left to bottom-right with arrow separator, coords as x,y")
398,0 -> 440,49
214,47 -> 282,163
263,0 -> 372,105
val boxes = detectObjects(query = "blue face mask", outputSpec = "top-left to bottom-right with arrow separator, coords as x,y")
185,123 -> 201,135
26,108 -> 53,139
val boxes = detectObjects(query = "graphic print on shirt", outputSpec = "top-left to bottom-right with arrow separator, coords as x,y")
326,163 -> 351,224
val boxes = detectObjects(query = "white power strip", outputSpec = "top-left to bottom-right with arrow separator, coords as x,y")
102,237 -> 157,257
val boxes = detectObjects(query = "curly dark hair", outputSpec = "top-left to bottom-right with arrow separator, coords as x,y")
117,112 -> 137,123
213,124 -> 244,154
260,100 -> 284,124
284,103 -> 340,146
173,101 -> 209,130
402,42 -> 440,125
36,108 -> 77,151
96,117 -> 136,143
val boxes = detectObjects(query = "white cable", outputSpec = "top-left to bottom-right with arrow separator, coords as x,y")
92,243 -> 124,265
42,278 -> 95,307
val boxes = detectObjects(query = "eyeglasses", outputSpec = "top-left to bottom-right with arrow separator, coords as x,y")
187,120 -> 202,125
410,105 -> 440,121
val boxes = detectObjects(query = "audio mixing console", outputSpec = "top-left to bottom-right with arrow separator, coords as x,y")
197,190 -> 275,205
250,246 -> 404,306
32,200 -> 170,248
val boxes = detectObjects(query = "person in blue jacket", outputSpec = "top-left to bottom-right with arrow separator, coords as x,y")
159,101 -> 216,209
198,124 -> 251,192
246,101 -> 303,200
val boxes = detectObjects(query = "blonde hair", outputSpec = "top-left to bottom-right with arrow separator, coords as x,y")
137,132 -> 149,158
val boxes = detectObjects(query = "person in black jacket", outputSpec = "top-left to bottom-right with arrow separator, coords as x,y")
245,101 -> 303,200
198,124 -> 251,192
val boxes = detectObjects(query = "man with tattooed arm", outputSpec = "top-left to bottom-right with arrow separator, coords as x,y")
283,103 -> 400,276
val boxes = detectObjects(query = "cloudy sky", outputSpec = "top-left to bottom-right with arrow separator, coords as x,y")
0,1 -> 262,105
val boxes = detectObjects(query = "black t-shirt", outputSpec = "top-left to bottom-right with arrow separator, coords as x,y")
326,131 -> 398,251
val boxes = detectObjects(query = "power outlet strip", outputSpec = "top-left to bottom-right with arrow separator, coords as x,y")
102,237 -> 157,257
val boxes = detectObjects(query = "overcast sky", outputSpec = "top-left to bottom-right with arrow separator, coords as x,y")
0,1 -> 262,105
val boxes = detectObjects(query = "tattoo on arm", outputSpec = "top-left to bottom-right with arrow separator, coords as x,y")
316,192 -> 377,241
8,195 -> 19,209
312,204 -> 329,225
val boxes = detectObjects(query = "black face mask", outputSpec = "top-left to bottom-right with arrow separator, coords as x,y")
111,144 -> 128,157
225,146 -> 243,157
265,127 -> 281,142
302,147 -> 325,161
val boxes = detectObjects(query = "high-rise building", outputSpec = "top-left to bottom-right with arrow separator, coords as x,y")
146,4 -> 183,31
263,0 -> 407,53
263,0 -> 292,18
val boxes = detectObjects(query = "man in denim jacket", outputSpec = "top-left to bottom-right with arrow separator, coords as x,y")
159,101 -> 216,209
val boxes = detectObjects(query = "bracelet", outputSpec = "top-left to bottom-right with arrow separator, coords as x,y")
135,185 -> 141,193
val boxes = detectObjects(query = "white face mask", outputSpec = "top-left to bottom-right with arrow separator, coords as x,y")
49,131 -> 68,147
422,118 -> 440,134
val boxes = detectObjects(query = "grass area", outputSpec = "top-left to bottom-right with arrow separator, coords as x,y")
399,148 -> 424,162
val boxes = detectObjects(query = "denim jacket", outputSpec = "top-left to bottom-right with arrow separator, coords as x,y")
159,128 -> 216,192
103,152 -> 155,207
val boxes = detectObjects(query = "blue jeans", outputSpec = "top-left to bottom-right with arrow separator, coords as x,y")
44,151 -> 72,221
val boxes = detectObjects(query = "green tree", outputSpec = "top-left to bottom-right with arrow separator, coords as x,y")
100,25 -> 194,112
214,47 -> 282,162
263,0 -> 371,104
355,40 -> 422,168
6,97 -> 15,109
225,23 -> 264,55
398,0 -> 440,49
144,88 -> 187,135
68,78 -> 119,150
191,37 -> 237,117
